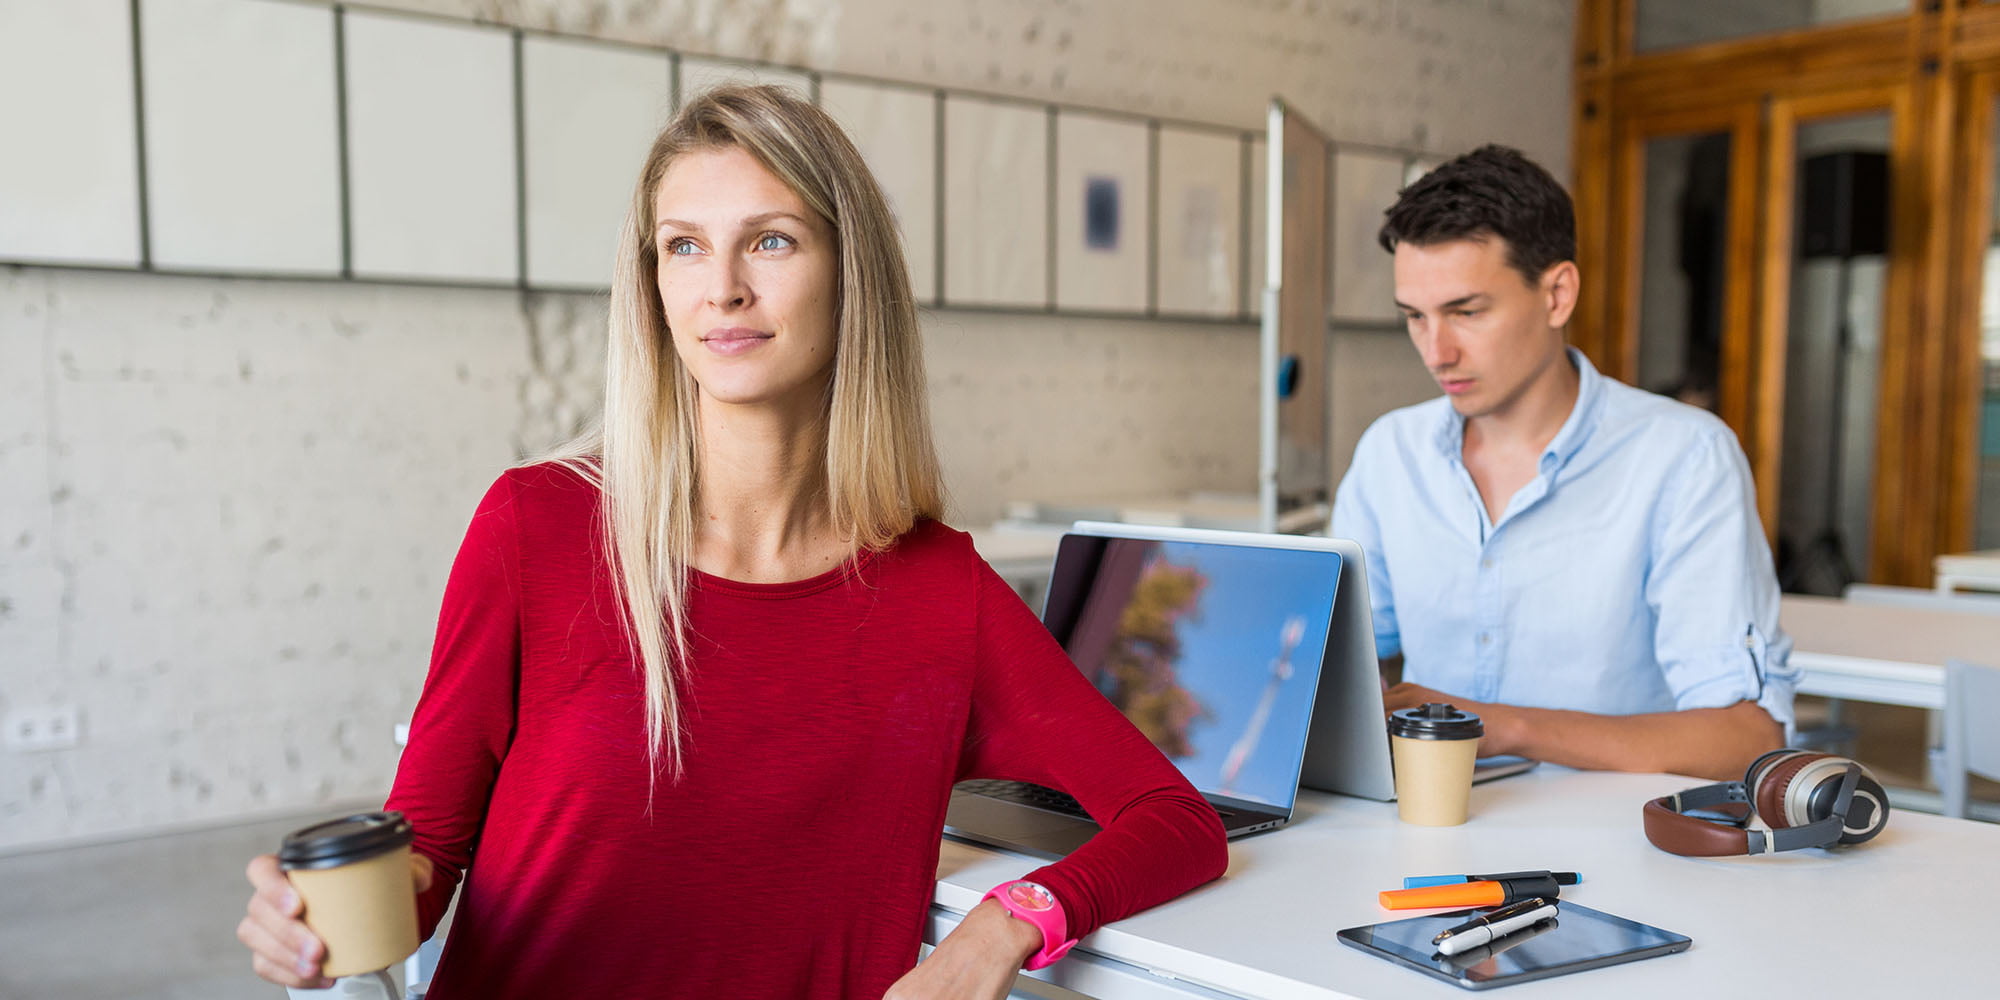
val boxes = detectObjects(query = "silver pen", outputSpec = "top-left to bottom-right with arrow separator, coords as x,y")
1431,897 -> 1560,957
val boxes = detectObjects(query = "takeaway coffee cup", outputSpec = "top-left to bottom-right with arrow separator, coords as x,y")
1388,703 -> 1484,826
278,811 -> 419,979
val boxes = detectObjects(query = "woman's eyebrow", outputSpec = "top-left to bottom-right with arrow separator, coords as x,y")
656,211 -> 810,236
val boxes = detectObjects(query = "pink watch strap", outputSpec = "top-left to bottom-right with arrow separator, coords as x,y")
983,880 -> 1077,971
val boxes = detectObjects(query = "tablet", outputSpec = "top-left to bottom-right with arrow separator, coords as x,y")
1337,901 -> 1691,990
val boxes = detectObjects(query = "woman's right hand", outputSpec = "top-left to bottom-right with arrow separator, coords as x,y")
236,852 -> 435,988
237,853 -> 333,989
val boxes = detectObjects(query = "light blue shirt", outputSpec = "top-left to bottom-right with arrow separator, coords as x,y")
1331,348 -> 1797,733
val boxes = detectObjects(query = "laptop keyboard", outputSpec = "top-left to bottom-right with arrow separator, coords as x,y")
957,779 -> 1241,822
956,780 -> 1088,818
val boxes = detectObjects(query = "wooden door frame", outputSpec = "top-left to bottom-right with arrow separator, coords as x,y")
1572,0 -> 1990,584
1603,104 -> 1769,526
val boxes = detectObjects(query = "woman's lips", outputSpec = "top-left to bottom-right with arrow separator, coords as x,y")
701,327 -> 773,355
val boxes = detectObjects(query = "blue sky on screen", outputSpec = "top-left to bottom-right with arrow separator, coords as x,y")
1142,541 -> 1341,807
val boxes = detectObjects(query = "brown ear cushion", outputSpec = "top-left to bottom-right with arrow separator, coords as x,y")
1643,796 -> 1753,856
1755,752 -> 1830,829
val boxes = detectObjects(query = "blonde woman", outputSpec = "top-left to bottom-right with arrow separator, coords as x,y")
236,85 -> 1226,998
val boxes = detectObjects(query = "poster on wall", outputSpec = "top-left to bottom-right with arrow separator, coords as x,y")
1054,110 -> 1149,313
345,10 -> 518,283
522,35 -> 672,290
0,0 -> 141,267
1155,125 -> 1242,318
141,0 -> 342,276
943,94 -> 1048,308
677,55 -> 812,107
818,77 -> 938,303
1330,150 -> 1408,323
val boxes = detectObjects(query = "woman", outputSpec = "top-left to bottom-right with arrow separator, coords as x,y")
237,84 -> 1226,998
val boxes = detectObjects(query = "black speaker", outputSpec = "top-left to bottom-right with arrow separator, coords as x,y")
1799,151 -> 1888,259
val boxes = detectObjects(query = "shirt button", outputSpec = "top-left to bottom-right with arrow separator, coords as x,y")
1481,559 -> 1494,570
1478,633 -> 1492,645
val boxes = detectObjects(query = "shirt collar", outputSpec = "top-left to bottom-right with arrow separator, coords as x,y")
1431,346 -> 1605,476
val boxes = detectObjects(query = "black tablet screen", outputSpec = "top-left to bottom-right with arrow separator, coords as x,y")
1337,901 -> 1691,990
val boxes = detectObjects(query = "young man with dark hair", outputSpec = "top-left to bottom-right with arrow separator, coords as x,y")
1332,145 -> 1795,781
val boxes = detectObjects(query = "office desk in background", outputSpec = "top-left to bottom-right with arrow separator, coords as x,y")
930,767 -> 1997,999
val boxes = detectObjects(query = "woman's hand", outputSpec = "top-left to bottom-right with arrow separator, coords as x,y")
881,898 -> 1041,1000
236,851 -> 433,988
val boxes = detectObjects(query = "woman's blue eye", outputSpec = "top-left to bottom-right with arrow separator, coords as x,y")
757,233 -> 794,252
664,238 -> 699,256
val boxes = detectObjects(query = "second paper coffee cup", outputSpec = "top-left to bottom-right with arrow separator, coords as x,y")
278,811 -> 419,979
1388,702 -> 1483,826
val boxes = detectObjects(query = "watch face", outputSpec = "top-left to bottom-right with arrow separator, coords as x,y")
1004,881 -> 1056,912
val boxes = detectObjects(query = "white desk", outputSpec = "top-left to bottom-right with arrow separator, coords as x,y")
1935,549 -> 2000,594
929,767 -> 1997,999
1783,594 -> 2000,709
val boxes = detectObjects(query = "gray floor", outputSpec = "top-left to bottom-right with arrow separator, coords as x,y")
0,811 -> 373,1000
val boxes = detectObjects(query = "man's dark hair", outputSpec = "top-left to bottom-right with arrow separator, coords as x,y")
1377,144 -> 1576,287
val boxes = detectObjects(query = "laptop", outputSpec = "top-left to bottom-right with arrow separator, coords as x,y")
944,523 -> 1345,859
943,523 -> 1536,858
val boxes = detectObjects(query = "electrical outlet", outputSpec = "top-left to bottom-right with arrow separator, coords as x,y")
3,705 -> 82,751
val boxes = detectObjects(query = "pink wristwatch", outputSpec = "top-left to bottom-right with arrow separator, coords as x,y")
983,880 -> 1078,970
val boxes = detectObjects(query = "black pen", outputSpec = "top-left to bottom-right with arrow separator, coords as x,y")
1431,898 -> 1560,957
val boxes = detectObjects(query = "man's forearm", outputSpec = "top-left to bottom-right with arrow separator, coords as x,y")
1487,700 -> 1783,780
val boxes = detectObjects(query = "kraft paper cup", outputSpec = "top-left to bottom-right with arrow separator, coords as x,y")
279,812 -> 419,979
1389,703 -> 1483,826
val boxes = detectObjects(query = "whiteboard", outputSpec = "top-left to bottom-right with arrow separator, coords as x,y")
1155,126 -> 1241,318
1246,136 -> 1268,319
1054,110 -> 1149,313
343,11 -> 517,283
140,0 -> 341,275
677,55 -> 812,107
522,34 -> 671,289
0,0 -> 140,266
818,78 -> 937,304
1330,150 -> 1407,322
943,95 -> 1048,308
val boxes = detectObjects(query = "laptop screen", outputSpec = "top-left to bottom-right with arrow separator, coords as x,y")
1040,533 -> 1342,811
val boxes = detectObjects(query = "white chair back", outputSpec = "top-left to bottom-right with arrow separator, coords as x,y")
1942,659 -> 2000,820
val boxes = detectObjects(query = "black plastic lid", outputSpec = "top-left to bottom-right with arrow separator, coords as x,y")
278,811 -> 413,870
1388,702 -> 1483,740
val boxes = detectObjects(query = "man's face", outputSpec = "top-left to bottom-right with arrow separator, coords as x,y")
1392,236 -> 1577,420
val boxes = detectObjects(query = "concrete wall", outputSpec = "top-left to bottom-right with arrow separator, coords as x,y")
0,0 -> 1573,851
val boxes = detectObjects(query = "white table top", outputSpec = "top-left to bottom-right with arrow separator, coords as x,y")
932,766 -> 1998,999
1935,548 -> 2000,575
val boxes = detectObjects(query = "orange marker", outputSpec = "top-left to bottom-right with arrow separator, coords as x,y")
1378,874 -> 1561,910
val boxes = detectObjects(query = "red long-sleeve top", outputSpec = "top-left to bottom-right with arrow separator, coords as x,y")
384,464 -> 1227,998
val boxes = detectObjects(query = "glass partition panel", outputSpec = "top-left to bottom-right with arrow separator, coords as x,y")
1634,0 -> 1908,53
1776,113 -> 1892,593
1636,130 -> 1732,413
1976,97 -> 2000,551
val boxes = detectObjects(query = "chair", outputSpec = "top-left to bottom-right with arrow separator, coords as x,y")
1941,660 -> 2000,820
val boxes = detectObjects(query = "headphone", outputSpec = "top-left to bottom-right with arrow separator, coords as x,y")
1642,749 -> 1890,856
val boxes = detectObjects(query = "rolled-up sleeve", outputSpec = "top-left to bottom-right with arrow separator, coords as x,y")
1645,429 -> 1799,739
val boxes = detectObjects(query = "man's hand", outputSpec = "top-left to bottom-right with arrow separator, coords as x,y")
1382,683 -> 1521,756
881,898 -> 1041,1000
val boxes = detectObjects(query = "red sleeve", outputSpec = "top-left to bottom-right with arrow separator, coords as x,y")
957,558 -> 1228,939
384,472 -> 525,938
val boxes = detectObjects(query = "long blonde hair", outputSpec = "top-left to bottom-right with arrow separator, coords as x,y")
543,84 -> 945,781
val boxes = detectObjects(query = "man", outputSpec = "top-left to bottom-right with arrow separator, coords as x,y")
1332,145 -> 1795,781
